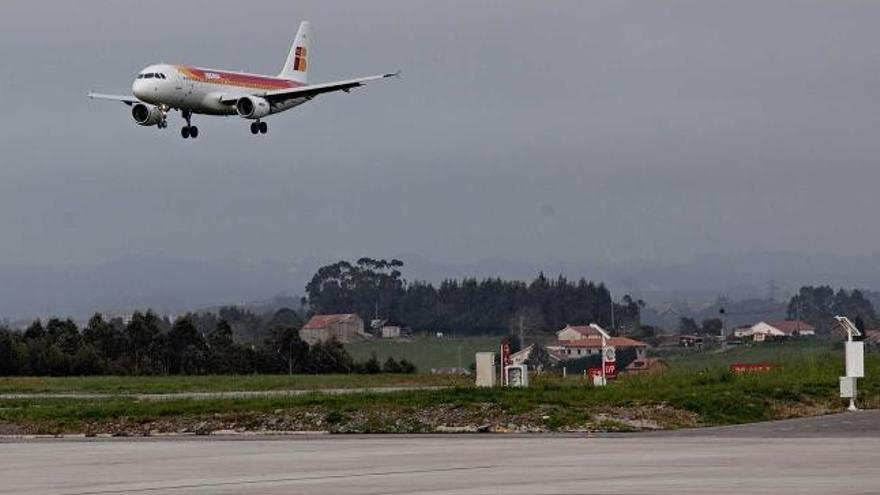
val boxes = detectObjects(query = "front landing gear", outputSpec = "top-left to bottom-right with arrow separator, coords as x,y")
250,121 -> 268,135
181,110 -> 199,139
158,105 -> 169,129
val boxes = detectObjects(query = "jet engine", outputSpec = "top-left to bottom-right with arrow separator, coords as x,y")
131,103 -> 164,126
235,96 -> 271,119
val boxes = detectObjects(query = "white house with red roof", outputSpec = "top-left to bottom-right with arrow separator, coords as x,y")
742,320 -> 816,341
557,324 -> 606,342
300,313 -> 368,345
551,324 -> 648,361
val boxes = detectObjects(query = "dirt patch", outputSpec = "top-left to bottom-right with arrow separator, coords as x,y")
591,404 -> 700,431
7,403 -> 703,436
0,422 -> 23,435
770,399 -> 838,419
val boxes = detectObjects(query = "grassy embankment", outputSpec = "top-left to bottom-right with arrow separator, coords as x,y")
0,341 -> 875,434
346,336 -> 500,371
0,373 -> 465,395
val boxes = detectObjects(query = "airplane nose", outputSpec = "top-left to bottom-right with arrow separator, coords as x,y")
132,80 -> 145,99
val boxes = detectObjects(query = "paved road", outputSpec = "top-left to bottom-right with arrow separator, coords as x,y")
2,411 -> 879,495
641,407 -> 880,438
0,386 -> 448,401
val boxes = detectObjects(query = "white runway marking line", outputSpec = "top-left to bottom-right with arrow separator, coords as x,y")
59,465 -> 498,495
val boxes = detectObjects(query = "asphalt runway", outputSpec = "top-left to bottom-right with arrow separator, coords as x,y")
2,411 -> 879,495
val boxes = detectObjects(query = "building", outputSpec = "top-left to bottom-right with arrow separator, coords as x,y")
742,320 -> 816,341
732,326 -> 753,338
556,336 -> 649,361
550,324 -> 648,362
300,314 -> 368,345
380,325 -> 402,339
510,344 -> 535,366
557,324 -> 606,343
623,357 -> 669,375
509,344 -> 563,371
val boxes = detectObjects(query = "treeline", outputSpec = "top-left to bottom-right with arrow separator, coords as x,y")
672,286 -> 878,337
787,286 -> 877,334
0,311 -> 415,376
305,258 -> 643,334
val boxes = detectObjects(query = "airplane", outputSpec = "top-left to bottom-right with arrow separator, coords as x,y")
88,21 -> 398,139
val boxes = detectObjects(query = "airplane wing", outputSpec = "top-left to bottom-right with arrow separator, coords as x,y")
220,72 -> 399,105
87,93 -> 141,106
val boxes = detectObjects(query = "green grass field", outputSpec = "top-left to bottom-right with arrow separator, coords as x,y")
655,339 -> 841,369
0,339 -> 875,434
0,373 -> 466,395
346,336 -> 500,372
1,350 -> 875,434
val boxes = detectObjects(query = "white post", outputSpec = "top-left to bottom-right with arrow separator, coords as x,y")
590,323 -> 611,387
499,344 -> 505,386
848,323 -> 858,413
601,333 -> 607,385
834,316 -> 864,411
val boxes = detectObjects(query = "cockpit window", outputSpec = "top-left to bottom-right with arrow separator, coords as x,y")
146,73 -> 155,79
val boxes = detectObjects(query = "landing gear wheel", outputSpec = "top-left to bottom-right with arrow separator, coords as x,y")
259,122 -> 268,134
181,110 -> 195,139
250,122 -> 259,135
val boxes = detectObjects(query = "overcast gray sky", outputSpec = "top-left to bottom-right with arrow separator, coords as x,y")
2,0 -> 880,272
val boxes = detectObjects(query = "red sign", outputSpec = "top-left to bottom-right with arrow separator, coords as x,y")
500,343 -> 511,385
603,361 -> 617,378
730,363 -> 779,374
500,343 -> 511,367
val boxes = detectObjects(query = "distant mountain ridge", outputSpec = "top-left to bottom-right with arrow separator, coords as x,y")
0,257 -> 307,322
2,251 -> 879,323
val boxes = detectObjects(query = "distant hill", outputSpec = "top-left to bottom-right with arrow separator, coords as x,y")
2,251 -> 879,325
0,257 -> 308,322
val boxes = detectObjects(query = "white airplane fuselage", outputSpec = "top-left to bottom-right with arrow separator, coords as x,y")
133,64 -> 307,116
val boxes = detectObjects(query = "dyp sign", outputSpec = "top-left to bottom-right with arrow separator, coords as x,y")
602,345 -> 617,378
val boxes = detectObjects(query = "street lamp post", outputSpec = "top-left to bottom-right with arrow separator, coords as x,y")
592,324 -> 612,386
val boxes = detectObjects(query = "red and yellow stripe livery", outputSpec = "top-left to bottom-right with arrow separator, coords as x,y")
175,65 -> 303,91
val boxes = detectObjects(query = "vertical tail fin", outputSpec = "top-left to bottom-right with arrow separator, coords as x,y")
279,21 -> 310,83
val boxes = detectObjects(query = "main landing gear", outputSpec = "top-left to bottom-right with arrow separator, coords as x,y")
250,121 -> 268,135
181,110 -> 199,139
